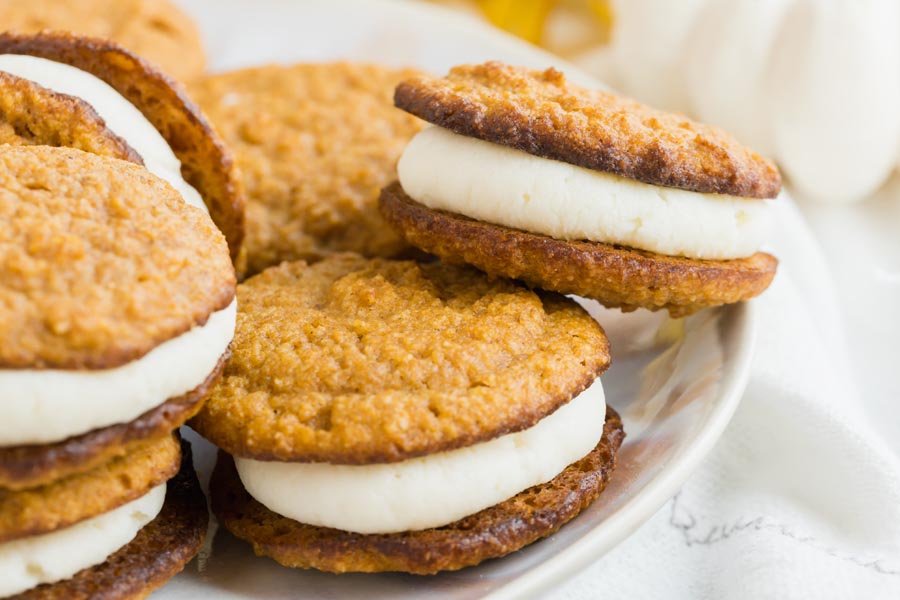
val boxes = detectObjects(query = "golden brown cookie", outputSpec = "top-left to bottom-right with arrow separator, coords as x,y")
211,406 -> 624,574
0,435 -> 179,543
0,71 -> 141,163
191,254 -> 610,463
0,0 -> 205,83
0,31 -> 244,262
11,439 -> 209,600
0,145 -> 234,370
380,184 -> 778,317
0,351 -> 228,491
190,63 -> 426,275
394,62 -> 780,198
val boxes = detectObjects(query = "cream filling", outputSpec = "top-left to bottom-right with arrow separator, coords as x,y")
236,379 -> 607,535
0,54 -> 206,213
0,483 -> 166,598
0,300 -> 236,447
397,126 -> 773,260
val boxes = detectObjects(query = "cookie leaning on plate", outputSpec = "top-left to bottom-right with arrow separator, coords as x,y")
190,63 -> 425,275
192,254 -> 623,573
0,31 -> 244,263
380,62 -> 781,316
0,146 -> 235,490
0,0 -> 206,83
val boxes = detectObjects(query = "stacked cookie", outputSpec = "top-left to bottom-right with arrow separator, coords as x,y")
0,145 -> 233,597
381,62 -> 780,316
192,255 -> 623,573
0,30 -> 243,597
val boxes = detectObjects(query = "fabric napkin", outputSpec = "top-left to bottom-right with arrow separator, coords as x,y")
559,197 -> 900,599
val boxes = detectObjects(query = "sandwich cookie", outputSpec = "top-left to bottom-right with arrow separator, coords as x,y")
190,63 -> 426,275
379,62 -> 781,316
0,31 -> 244,264
192,254 -> 624,573
0,145 -> 235,490
0,437 -> 209,599
0,0 -> 206,83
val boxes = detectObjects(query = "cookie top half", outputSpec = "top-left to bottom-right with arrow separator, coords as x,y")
0,0 -> 206,82
394,61 -> 781,199
191,254 -> 609,464
0,146 -> 235,370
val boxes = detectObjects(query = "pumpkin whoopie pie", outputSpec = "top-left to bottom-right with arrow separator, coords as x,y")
0,145 -> 235,492
0,30 -> 244,264
379,62 -> 781,316
190,63 -> 425,275
0,436 -> 208,599
0,0 -> 206,83
192,253 -> 623,574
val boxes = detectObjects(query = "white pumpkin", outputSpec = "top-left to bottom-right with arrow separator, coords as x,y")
608,0 -> 900,203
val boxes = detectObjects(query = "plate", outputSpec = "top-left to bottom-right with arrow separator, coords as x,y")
166,1 -> 757,597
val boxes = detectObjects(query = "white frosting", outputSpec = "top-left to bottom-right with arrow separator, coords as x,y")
397,126 -> 772,260
236,379 -> 607,534
0,483 -> 166,597
0,300 -> 236,447
0,54 -> 206,212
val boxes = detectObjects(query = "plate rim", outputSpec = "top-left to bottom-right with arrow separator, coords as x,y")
488,302 -> 757,599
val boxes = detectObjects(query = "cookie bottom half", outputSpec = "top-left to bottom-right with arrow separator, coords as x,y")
212,407 -> 624,575
0,349 -> 228,491
380,183 -> 777,317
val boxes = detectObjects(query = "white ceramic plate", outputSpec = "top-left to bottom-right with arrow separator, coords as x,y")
164,1 -> 758,597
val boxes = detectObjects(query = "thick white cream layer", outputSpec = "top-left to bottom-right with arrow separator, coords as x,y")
0,483 -> 165,597
398,126 -> 772,260
236,379 -> 607,535
0,54 -> 206,212
0,300 -> 236,447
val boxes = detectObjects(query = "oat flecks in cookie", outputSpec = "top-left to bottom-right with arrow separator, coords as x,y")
0,350 -> 229,491
380,184 -> 778,317
211,407 -> 624,574
0,146 -> 235,370
0,435 -> 179,543
0,31 -> 245,262
190,63 -> 427,275
12,440 -> 209,600
395,61 -> 781,199
191,254 -> 610,463
0,72 -> 142,163
0,0 -> 206,82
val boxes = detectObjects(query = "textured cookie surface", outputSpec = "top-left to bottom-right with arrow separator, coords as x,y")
0,145 -> 234,370
395,62 -> 781,199
0,435 -> 179,543
0,72 -> 141,163
0,0 -> 205,82
190,63 -> 426,275
0,31 -> 245,262
212,407 -> 624,574
380,184 -> 778,316
191,254 -> 609,463
0,350 -> 228,491
12,439 -> 208,600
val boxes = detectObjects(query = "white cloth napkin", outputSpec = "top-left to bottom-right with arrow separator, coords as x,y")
559,197 -> 900,599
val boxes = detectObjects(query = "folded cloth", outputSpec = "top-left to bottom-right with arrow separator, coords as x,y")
560,197 -> 900,599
